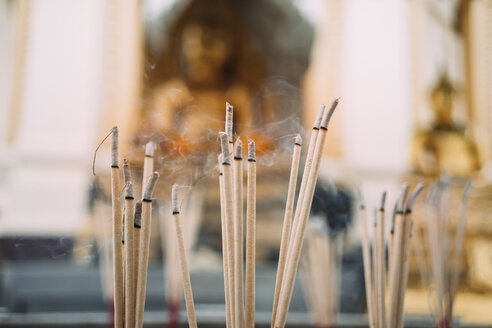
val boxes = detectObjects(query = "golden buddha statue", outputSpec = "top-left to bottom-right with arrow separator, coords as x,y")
411,72 -> 481,176
140,0 -> 274,158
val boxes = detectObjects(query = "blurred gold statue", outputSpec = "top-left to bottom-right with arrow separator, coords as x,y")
141,0 -> 273,157
412,72 -> 480,176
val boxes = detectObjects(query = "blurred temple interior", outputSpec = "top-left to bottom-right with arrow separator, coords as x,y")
0,0 -> 492,327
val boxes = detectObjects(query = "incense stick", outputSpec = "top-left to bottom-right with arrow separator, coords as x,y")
359,189 -> 376,328
133,200 -> 142,309
233,138 -> 245,328
218,154 -> 233,328
245,140 -> 256,328
274,99 -> 339,328
271,134 -> 302,327
135,172 -> 159,328
124,182 -> 135,328
376,192 -> 387,328
110,127 -> 124,328
220,132 -> 236,327
172,184 -> 198,328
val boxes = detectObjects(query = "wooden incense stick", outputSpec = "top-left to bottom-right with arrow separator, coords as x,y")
233,138 -> 245,328
110,126 -> 124,328
220,132 -> 236,327
124,181 -> 135,328
135,172 -> 159,328
395,183 -> 424,328
133,200 -> 142,308
376,192 -> 387,328
274,99 -> 339,328
245,140 -> 256,328
218,154 -> 233,328
171,184 -> 198,328
271,134 -> 302,327
359,189 -> 376,328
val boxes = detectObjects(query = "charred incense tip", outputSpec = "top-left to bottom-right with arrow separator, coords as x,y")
172,184 -> 179,214
380,191 -> 387,211
134,200 -> 142,228
248,140 -> 255,161
219,132 -> 231,165
145,141 -> 156,157
122,159 -> 131,185
143,172 -> 159,201
294,134 -> 302,146
234,138 -> 243,160
406,183 -> 425,212
396,183 -> 410,213
314,104 -> 325,129
390,202 -> 397,233
111,126 -> 118,167
125,181 -> 134,199
218,154 -> 224,174
320,97 -> 340,129
225,102 -> 233,143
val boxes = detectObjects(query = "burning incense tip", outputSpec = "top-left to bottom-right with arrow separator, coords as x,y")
111,126 -> 118,167
248,140 -> 256,162
294,134 -> 302,146
172,184 -> 179,214
123,159 -> 131,185
380,191 -> 387,211
143,172 -> 159,201
219,132 -> 231,164
314,104 -> 325,129
406,183 -> 425,212
134,201 -> 142,228
396,183 -> 410,213
125,182 -> 134,199
234,138 -> 243,160
225,102 -> 233,143
320,98 -> 340,129
145,142 -> 156,157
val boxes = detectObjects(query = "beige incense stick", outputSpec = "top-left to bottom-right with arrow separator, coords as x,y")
274,99 -> 339,328
271,134 -> 302,326
226,102 -> 234,157
372,210 -> 379,328
172,184 -> 198,328
218,154 -> 233,328
233,138 -> 245,328
395,183 -> 424,328
274,105 -> 324,327
110,127 -> 124,328
124,182 -> 135,328
359,190 -> 376,328
245,140 -> 256,328
133,201 -> 142,306
142,142 -> 155,196
135,172 -> 159,328
220,132 -> 236,327
388,184 -> 409,280
376,192 -> 387,328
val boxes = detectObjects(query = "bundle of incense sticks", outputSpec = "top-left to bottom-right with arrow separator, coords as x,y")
108,127 -> 159,327
300,218 -> 343,328
360,183 -> 424,328
412,175 -> 472,328
217,102 -> 258,328
272,99 -> 340,328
